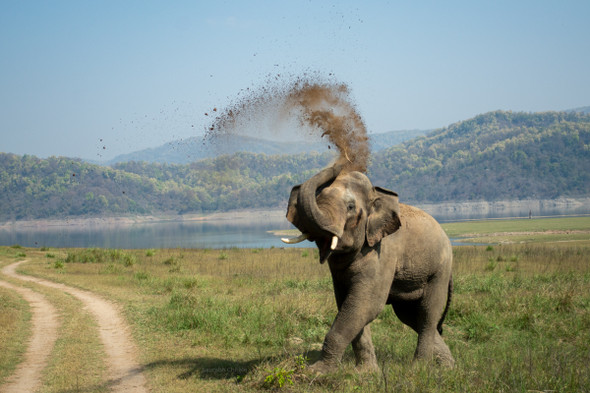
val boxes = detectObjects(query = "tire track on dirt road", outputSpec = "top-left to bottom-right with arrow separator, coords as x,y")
1,260 -> 149,393
0,273 -> 59,393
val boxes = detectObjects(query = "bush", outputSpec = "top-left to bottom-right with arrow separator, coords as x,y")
263,367 -> 294,389
64,248 -> 136,267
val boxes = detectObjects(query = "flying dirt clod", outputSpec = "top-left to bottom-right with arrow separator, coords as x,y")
204,76 -> 370,173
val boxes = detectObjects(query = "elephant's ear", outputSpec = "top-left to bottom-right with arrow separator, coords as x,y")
286,185 -> 301,226
366,187 -> 401,247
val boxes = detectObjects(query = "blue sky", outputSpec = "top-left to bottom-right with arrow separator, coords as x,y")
1,0 -> 589,161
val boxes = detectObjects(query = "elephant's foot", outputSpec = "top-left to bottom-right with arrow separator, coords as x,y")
434,333 -> 455,368
355,359 -> 380,374
434,346 -> 455,368
308,359 -> 339,375
413,352 -> 455,368
413,334 -> 455,368
353,348 -> 379,373
435,353 -> 455,368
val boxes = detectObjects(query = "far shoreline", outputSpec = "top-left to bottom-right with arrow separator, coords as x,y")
0,208 -> 287,231
1,196 -> 589,231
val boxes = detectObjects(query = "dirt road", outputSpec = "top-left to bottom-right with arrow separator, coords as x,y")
0,260 -> 149,392
0,274 -> 59,393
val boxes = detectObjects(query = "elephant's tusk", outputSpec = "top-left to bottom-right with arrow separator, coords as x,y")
330,236 -> 339,250
281,233 -> 309,244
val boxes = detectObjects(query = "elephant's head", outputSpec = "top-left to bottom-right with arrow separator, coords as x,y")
283,165 -> 402,263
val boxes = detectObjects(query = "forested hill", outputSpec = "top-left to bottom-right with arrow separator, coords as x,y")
0,152 -> 334,220
369,111 -> 590,201
1,110 -> 589,220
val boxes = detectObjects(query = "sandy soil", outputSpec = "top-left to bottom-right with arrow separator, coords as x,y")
0,260 -> 149,393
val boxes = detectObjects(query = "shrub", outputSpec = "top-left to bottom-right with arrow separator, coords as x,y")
134,272 -> 149,280
485,258 -> 497,271
263,367 -> 294,389
122,254 -> 135,267
64,248 -> 136,267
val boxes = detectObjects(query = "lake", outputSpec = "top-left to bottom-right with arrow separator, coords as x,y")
1,202 -> 589,249
0,215 -> 294,249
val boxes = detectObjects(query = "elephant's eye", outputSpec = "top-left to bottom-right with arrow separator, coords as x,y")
347,202 -> 355,212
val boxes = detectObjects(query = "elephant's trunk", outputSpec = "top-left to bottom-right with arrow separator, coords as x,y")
298,164 -> 344,239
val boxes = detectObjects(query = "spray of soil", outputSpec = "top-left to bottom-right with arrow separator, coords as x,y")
204,76 -> 370,173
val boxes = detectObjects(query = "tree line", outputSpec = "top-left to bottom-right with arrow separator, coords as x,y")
1,110 -> 589,220
0,152 -> 333,220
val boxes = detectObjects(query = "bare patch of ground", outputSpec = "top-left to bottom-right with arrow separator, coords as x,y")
0,260 -> 148,393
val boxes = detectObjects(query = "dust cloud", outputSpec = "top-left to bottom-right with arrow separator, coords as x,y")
204,75 -> 370,173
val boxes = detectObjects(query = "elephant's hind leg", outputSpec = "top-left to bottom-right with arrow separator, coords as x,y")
413,276 -> 454,366
392,280 -> 454,366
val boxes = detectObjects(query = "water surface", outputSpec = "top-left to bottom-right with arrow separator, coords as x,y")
1,206 -> 588,249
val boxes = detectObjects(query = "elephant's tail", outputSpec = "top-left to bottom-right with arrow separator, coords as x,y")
437,275 -> 453,335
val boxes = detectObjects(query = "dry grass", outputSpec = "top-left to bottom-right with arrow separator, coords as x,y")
0,285 -> 30,384
1,224 -> 589,392
37,285 -> 107,393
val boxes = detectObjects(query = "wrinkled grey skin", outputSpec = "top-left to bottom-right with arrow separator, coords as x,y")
286,165 -> 454,373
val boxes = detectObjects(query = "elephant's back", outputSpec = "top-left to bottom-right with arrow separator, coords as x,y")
398,203 -> 439,227
395,203 -> 452,264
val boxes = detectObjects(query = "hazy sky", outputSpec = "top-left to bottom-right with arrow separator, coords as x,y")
1,1 -> 589,161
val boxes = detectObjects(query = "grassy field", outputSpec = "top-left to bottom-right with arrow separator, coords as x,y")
1,217 -> 589,392
442,216 -> 590,243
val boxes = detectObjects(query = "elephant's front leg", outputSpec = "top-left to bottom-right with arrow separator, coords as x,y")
352,325 -> 378,372
311,291 -> 385,374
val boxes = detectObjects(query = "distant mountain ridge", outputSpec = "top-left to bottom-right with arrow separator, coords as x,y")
105,129 -> 429,165
101,105 -> 589,165
567,106 -> 590,114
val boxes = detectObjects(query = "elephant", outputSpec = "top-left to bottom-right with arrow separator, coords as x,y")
281,164 -> 454,373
